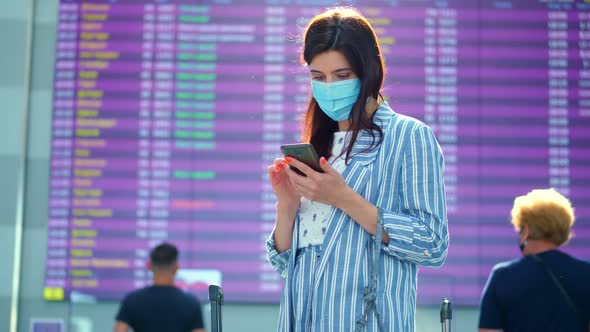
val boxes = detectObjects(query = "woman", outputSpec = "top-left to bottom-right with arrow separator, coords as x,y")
266,7 -> 449,331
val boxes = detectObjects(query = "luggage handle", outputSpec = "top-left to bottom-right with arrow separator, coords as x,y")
209,285 -> 224,332
440,298 -> 452,332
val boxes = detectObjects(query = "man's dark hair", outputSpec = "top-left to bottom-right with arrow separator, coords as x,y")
149,243 -> 178,268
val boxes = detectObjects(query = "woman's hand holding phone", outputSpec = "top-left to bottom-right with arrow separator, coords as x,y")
268,158 -> 301,253
267,151 -> 352,254
285,156 -> 350,208
269,141 -> 351,208
268,158 -> 301,210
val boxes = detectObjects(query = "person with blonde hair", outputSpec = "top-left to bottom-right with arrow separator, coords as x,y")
479,188 -> 590,332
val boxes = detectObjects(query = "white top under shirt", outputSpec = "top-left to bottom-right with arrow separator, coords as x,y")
297,131 -> 350,249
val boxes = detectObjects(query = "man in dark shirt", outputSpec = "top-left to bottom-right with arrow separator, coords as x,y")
479,189 -> 590,332
114,243 -> 206,332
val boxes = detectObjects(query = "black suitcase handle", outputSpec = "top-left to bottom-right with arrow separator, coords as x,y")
440,298 -> 452,332
209,285 -> 224,332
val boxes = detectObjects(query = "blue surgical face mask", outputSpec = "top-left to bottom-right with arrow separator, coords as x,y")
311,78 -> 361,121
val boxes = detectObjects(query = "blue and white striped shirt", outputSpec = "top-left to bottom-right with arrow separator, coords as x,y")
267,102 -> 449,331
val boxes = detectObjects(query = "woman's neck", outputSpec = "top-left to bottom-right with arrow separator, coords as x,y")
524,239 -> 558,255
338,120 -> 350,131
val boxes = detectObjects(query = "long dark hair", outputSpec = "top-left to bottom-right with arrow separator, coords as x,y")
301,7 -> 385,162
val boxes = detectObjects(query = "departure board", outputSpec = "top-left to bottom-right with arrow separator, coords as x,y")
45,0 -> 590,305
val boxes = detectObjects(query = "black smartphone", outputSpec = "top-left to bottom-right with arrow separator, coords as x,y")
280,143 -> 324,176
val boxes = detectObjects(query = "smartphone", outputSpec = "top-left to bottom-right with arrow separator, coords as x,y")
280,143 -> 323,176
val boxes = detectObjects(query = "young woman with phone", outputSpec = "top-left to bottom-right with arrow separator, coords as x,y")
266,7 -> 449,331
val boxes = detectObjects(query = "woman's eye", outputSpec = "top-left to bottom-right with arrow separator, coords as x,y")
312,76 -> 324,81
337,74 -> 350,79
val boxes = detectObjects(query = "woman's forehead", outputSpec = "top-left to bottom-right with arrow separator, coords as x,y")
309,50 -> 352,72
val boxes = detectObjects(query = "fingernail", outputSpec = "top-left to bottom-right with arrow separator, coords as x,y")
320,157 -> 327,165
285,157 -> 292,163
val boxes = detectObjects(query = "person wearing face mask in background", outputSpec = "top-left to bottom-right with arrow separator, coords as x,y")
265,7 -> 449,331
479,188 -> 590,332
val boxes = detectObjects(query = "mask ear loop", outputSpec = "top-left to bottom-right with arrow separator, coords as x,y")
519,226 -> 529,253
519,238 -> 528,253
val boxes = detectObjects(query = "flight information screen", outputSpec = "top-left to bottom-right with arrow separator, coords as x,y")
45,0 -> 590,305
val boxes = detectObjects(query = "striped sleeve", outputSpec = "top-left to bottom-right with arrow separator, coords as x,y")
266,231 -> 290,278
381,124 -> 449,267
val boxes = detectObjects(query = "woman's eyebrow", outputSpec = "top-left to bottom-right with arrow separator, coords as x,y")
332,68 -> 352,73
309,68 -> 352,74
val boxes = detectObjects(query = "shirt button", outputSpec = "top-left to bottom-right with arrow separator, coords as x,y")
423,250 -> 431,256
